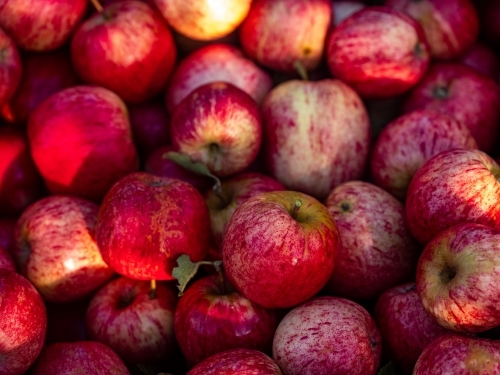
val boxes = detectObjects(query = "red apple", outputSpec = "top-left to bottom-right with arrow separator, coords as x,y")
262,79 -> 370,200
170,82 -> 262,178
272,296 -> 382,375
187,348 -> 283,375
0,269 -> 46,375
327,6 -> 430,99
165,43 -> 273,112
95,172 -> 212,281
0,0 -> 87,51
14,195 -> 115,302
0,245 -> 15,271
370,109 -> 478,199
402,63 -> 500,152
456,41 -> 500,81
0,27 -> 21,108
240,0 -> 332,73
222,190 -> 339,309
28,85 -> 139,202
30,341 -> 131,375
332,1 -> 366,26
46,298 -> 89,345
406,148 -> 500,244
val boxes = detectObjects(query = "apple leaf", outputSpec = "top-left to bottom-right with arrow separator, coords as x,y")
172,255 -> 223,296
163,151 -> 221,189
377,361 -> 397,375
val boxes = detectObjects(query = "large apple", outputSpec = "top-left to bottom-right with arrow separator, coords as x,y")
262,79 -> 370,200
222,190 -> 339,309
28,85 -> 139,202
0,269 -> 46,375
95,172 -> 212,280
0,27 -> 21,108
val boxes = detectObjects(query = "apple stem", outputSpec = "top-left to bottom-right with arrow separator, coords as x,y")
90,0 -> 104,12
293,61 -> 309,81
213,261 -> 227,294
149,279 -> 157,299
291,199 -> 302,219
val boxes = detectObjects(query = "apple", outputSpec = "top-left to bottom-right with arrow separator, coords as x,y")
222,190 -> 339,309
373,282 -> 449,374
332,1 -> 366,26
0,27 -> 22,108
95,172 -> 212,281
1,48 -> 79,125
0,127 -> 45,216
30,341 -> 131,375
170,82 -> 262,178
323,180 -> 421,302
0,245 -> 15,272
174,273 -> 280,366
239,0 -> 332,73
413,333 -> 500,374
153,0 -> 251,41
456,41 -> 500,81
417,223 -> 500,333
385,0 -> 479,60
261,79 -> 370,200
405,148 -> 500,244
28,85 -> 139,202
0,0 -> 87,51
402,63 -> 500,152
326,6 -> 430,99
13,195 -> 115,302
165,43 -> 273,112
272,296 -> 382,375
46,298 -> 90,345
187,348 -> 283,375
0,268 -> 46,375
370,109 -> 478,199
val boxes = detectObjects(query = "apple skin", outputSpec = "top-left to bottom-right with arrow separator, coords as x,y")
95,172 -> 212,281
0,0 -> 87,51
13,195 -> 115,302
30,341 -> 131,375
239,0 -> 331,73
0,269 -> 47,375
170,82 -> 262,178
405,148 -> 500,244
1,49 -> 79,125
0,245 -> 15,271
45,298 -> 89,345
222,190 -> 339,309
326,6 -> 430,99
373,282 -> 449,374
272,296 -> 382,375
402,63 -> 500,153
332,1 -> 366,26
165,43 -> 273,112
28,85 -> 139,202
417,223 -> 500,333
86,276 -> 177,364
385,0 -> 479,60
323,180 -> 421,302
0,127 -> 45,216
0,27 -> 22,108
370,109 -> 478,199
262,79 -> 370,200
413,333 -> 500,374
456,41 -> 500,81
187,348 -> 283,375
174,273 -> 280,367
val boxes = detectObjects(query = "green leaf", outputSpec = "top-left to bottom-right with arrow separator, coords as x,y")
378,361 -> 397,375
172,254 -> 202,297
164,152 -> 220,182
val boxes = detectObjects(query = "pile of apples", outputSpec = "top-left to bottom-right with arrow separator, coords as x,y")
2,0 -> 500,374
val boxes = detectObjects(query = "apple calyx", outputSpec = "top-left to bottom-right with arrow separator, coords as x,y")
172,254 -> 223,296
433,85 -> 449,99
293,60 -> 309,81
291,199 -> 303,220
439,264 -> 457,284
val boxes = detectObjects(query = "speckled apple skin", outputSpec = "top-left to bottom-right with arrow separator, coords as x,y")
30,341 -> 131,375
14,195 -> 115,302
86,276 -> 177,364
262,79 -> 370,200
0,269 -> 46,375
174,274 -> 280,366
413,334 -> 500,375
324,180 -> 420,301
0,0 -> 87,51
0,245 -> 15,271
28,85 -> 139,202
166,43 -> 272,112
170,82 -> 262,178
272,296 -> 382,375
385,0 -> 479,60
416,223 -> 500,333
222,190 -> 339,309
71,1 -> 177,104
405,148 -> 500,244
374,282 -> 449,374
95,172 -> 211,281
403,63 -> 500,152
370,109 -> 478,199
0,27 -> 21,107
327,6 -> 430,99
